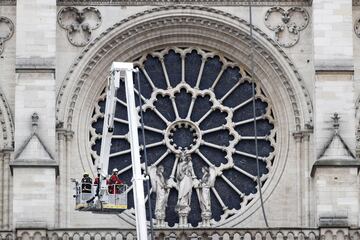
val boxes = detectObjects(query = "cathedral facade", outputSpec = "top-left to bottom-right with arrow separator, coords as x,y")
0,0 -> 360,239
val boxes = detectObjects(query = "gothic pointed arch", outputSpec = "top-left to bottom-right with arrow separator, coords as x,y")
0,87 -> 14,229
0,89 -> 14,151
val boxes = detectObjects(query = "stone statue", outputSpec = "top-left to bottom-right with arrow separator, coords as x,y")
175,151 -> 195,227
197,166 -> 216,227
149,165 -> 169,227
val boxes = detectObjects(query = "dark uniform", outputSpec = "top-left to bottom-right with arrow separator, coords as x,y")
81,173 -> 92,193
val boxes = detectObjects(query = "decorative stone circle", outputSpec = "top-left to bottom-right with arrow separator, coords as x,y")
165,120 -> 202,154
57,7 -> 102,47
0,16 -> 14,55
264,7 -> 309,47
354,18 -> 360,39
90,46 -> 276,227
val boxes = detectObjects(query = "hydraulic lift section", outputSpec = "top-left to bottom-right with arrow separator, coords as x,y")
73,63 -> 148,239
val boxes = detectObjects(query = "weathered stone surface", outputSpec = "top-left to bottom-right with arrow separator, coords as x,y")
0,0 -> 360,237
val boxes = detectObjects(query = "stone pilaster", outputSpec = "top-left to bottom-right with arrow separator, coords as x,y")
12,0 -> 57,229
293,131 -> 303,226
311,114 -> 360,227
0,149 -> 12,230
56,126 -> 73,228
293,129 -> 313,227
313,0 -> 357,227
313,0 -> 355,156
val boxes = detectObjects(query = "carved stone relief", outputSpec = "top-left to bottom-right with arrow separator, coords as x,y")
354,18 -> 360,39
264,7 -> 309,47
149,165 -> 170,227
57,7 -> 101,47
0,16 -> 14,55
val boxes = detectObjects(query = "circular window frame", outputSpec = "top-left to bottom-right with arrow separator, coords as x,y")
89,46 -> 277,227
57,6 -> 311,228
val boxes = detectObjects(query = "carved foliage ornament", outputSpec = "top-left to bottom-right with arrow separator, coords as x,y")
264,7 -> 309,47
0,16 -> 14,55
57,7 -> 101,47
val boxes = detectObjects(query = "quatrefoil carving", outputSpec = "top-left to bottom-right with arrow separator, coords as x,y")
58,7 -> 102,47
0,17 -> 14,55
264,7 -> 309,48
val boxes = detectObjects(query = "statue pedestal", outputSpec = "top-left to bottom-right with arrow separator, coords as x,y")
155,211 -> 166,228
201,212 -> 212,227
178,211 -> 190,228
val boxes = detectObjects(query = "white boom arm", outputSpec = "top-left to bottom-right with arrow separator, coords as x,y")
98,62 -> 148,240
99,66 -> 120,179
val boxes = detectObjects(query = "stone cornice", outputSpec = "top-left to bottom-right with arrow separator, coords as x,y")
0,0 -> 15,5
310,159 -> 360,177
56,0 -> 312,6
0,1 -> 359,8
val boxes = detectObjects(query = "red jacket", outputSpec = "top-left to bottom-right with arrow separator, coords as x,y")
94,177 -> 99,185
108,174 -> 123,185
108,174 -> 124,194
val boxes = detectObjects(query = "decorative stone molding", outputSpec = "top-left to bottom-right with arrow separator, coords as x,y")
4,228 -> 321,240
57,7 -> 102,47
264,7 -> 309,47
0,16 -> 14,55
11,113 -> 58,174
0,90 -> 14,150
54,0 -> 360,6
0,0 -> 16,5
9,227 -> 360,240
354,18 -> 360,40
56,0 -> 312,6
312,113 -> 358,176
56,5 -> 313,133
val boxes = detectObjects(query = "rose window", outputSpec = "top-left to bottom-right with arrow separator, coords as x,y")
90,47 -> 276,227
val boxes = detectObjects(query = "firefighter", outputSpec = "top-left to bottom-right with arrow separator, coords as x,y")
81,172 -> 92,193
108,168 -> 124,194
94,173 -> 100,185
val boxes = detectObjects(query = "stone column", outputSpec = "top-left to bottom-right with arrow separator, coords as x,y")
3,150 -> 11,229
56,126 -> 73,228
11,0 -> 57,230
293,129 -> 313,227
57,128 -> 66,227
65,131 -> 73,226
0,149 -> 12,229
293,132 -> 303,226
302,132 -> 311,227
0,151 -> 3,228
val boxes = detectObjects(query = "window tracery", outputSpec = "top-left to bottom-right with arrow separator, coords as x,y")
89,47 -> 276,227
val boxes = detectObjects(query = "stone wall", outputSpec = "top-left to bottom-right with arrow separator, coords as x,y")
0,0 -> 360,233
